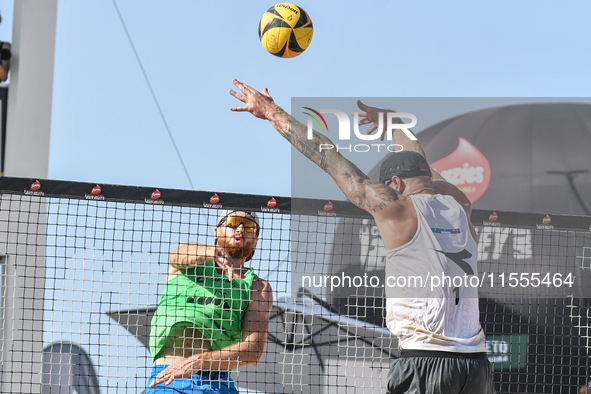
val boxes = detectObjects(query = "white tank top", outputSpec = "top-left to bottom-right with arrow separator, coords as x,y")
385,194 -> 485,353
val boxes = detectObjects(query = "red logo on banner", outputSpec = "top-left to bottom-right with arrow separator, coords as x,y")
489,212 -> 498,222
542,215 -> 551,225
430,138 -> 491,203
151,190 -> 161,199
210,194 -> 220,204
324,201 -> 334,211
30,180 -> 41,191
91,185 -> 102,195
267,198 -> 277,208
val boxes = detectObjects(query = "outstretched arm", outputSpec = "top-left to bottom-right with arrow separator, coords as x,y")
229,79 -> 402,216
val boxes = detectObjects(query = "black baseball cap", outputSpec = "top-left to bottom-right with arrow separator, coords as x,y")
379,151 -> 432,182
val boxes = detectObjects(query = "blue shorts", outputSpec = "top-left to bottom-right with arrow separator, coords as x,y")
146,365 -> 239,394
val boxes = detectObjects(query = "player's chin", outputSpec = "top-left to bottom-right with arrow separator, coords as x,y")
226,245 -> 254,260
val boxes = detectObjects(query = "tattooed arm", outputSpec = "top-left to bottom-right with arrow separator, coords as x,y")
229,79 -> 403,217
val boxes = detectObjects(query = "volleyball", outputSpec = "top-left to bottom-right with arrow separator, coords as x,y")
258,3 -> 313,58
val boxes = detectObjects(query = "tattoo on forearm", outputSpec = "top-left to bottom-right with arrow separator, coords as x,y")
269,110 -> 401,213
271,114 -> 330,169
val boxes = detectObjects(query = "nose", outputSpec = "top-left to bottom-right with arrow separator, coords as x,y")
235,223 -> 245,234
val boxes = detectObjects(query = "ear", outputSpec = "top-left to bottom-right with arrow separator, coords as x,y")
391,176 -> 404,193
398,178 -> 406,195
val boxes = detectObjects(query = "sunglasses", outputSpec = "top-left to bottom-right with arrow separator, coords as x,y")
219,216 -> 260,234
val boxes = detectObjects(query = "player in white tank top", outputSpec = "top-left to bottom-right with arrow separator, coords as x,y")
385,193 -> 485,353
230,81 -> 495,393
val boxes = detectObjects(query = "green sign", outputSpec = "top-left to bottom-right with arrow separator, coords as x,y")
485,334 -> 529,371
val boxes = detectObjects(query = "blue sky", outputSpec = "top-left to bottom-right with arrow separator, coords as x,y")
3,0 -> 591,197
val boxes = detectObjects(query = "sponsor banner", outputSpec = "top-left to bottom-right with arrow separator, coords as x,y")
290,197 -> 367,218
0,177 -> 293,213
486,335 -> 529,371
1,177 -> 590,231
261,198 -> 281,213
430,138 -> 490,203
470,210 -> 591,232
24,180 -> 45,196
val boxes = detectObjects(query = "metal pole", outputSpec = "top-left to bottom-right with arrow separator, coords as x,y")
547,170 -> 590,216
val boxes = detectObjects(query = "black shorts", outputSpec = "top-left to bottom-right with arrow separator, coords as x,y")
387,350 -> 496,394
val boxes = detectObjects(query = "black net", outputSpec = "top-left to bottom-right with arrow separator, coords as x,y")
0,177 -> 589,393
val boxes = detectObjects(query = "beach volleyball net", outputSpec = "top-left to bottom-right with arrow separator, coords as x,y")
0,177 -> 589,393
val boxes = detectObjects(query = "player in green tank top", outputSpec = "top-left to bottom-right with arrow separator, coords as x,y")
147,211 -> 273,394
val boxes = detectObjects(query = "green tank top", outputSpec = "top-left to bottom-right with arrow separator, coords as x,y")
149,260 -> 256,361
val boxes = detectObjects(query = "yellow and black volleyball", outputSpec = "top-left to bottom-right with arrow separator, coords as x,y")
259,3 -> 313,58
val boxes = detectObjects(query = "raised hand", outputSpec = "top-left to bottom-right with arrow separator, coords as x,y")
355,100 -> 398,141
229,79 -> 276,120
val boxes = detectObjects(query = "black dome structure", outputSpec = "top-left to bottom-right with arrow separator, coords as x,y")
398,102 -> 591,215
